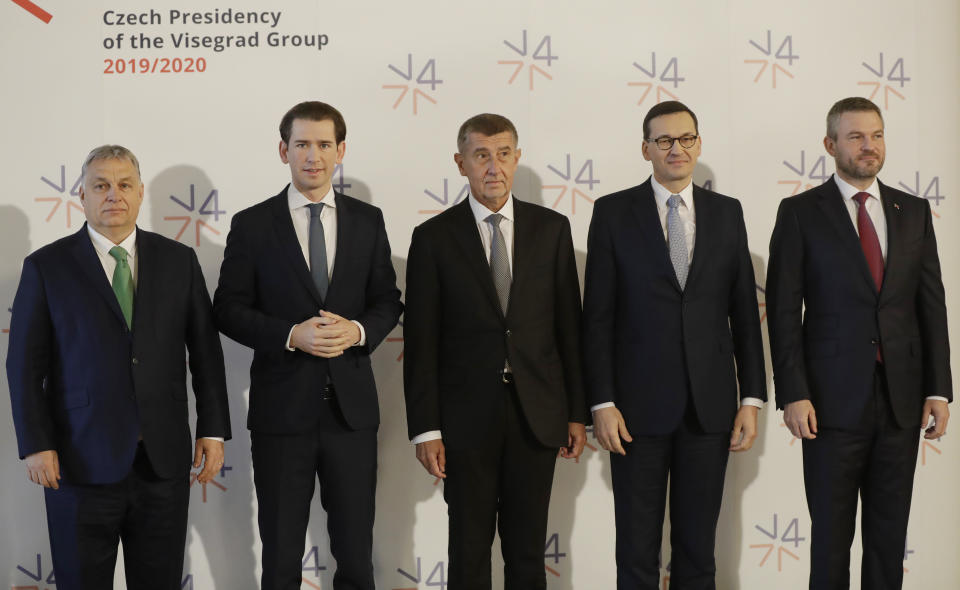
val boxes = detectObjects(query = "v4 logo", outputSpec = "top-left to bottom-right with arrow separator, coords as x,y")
12,552 -> 55,590
628,52 -> 683,105
499,30 -> 556,90
749,513 -> 805,572
744,30 -> 797,89
858,53 -> 909,110
164,184 -> 225,246
34,164 -> 84,228
543,154 -> 598,215
779,150 -> 830,195
382,54 -> 441,115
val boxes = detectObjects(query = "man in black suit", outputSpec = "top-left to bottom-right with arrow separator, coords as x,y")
767,97 -> 951,589
582,101 -> 766,590
6,145 -> 231,589
214,101 -> 402,590
404,113 -> 587,590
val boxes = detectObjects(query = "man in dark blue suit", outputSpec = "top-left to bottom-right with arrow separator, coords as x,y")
583,102 -> 766,590
768,97 -> 951,589
6,145 -> 231,589
214,101 -> 402,590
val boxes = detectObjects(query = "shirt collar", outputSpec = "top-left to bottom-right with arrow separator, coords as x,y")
834,173 -> 880,203
87,224 -> 137,258
650,175 -> 693,210
469,194 -> 514,225
287,183 -> 336,210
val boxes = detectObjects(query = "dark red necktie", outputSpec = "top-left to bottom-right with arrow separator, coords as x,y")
853,191 -> 884,362
853,192 -> 884,291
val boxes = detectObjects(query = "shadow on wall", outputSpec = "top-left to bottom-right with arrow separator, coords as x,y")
714,253 -> 771,589
0,206 -> 34,558
148,165 -> 258,589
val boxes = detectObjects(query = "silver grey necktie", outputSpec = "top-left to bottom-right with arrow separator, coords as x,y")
667,194 -> 689,290
307,203 -> 329,300
486,213 -> 511,314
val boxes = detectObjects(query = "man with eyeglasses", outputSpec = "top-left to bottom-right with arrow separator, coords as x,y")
583,101 -> 766,589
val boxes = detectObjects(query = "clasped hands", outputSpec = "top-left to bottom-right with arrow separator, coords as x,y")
290,310 -> 360,358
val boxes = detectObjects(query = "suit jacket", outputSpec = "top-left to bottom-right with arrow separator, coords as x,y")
213,186 -> 402,433
582,179 -> 766,435
767,177 -> 952,428
403,198 -> 587,450
6,225 -> 231,484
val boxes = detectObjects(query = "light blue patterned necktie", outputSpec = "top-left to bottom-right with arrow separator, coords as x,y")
486,213 -> 511,314
307,202 -> 329,300
667,194 -> 688,290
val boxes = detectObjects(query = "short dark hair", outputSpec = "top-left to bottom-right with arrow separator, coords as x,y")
826,97 -> 883,139
642,101 -> 699,140
456,113 -> 518,152
279,101 -> 346,145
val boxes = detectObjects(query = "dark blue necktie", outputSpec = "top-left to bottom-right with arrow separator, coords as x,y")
307,203 -> 329,300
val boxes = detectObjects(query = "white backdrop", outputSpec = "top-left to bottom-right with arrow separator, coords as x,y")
1,1 -> 958,588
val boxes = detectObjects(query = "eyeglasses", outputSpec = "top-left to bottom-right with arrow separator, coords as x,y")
646,135 -> 699,151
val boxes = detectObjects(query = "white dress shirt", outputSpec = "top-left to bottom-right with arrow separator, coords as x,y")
833,174 -> 947,403
411,195 -> 517,445
284,183 -> 366,349
590,177 -> 763,415
87,225 -> 223,442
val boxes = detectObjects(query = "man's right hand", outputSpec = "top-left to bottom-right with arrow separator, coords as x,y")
593,406 -> 633,455
415,439 -> 446,479
290,316 -> 352,358
25,450 -> 60,489
784,400 -> 818,439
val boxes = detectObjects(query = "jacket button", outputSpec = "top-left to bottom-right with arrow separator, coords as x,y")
505,329 -> 512,337
870,339 -> 878,346
132,358 -> 139,365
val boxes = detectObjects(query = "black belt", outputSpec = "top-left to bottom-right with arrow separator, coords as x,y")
320,384 -> 336,400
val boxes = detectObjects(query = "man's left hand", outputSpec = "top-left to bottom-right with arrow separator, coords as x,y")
194,438 -> 224,483
560,422 -> 587,460
313,310 -> 360,357
921,399 -> 949,439
729,405 -> 759,452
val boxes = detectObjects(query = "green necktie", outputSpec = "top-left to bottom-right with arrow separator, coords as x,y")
109,246 -> 134,328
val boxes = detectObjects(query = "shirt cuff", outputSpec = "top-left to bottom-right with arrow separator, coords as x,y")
352,320 -> 366,347
741,397 -> 764,409
200,437 -> 224,442
411,430 -> 442,444
926,396 -> 949,402
285,325 -> 297,352
591,402 -> 616,413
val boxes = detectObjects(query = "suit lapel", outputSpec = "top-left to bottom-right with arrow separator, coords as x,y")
878,181 -> 902,299
508,199 -> 535,316
685,186 -> 713,289
70,225 -> 129,327
326,193 -> 353,302
630,180 -> 682,293
269,188 -> 324,307
131,229 -> 157,334
448,199 -> 503,318
816,178 -> 877,296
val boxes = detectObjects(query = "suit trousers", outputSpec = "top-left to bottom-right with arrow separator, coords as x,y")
443,379 -> 558,590
251,396 -> 377,590
610,405 -> 730,590
803,364 -> 920,590
43,442 -> 190,590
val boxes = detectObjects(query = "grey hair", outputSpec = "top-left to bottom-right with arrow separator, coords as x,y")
80,145 -> 142,181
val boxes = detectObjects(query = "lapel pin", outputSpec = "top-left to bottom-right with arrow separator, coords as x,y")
894,202 -> 901,211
